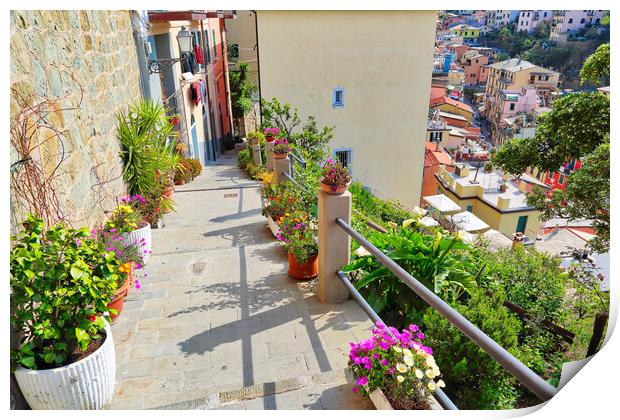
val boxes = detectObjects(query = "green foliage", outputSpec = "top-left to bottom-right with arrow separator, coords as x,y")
580,43 -> 610,85
116,100 -> 174,197
236,148 -> 251,169
349,182 -> 414,226
343,228 -> 478,326
261,98 -> 333,162
423,291 -> 522,409
229,63 -> 256,118
277,209 -> 318,264
10,215 -> 119,370
476,246 -> 567,322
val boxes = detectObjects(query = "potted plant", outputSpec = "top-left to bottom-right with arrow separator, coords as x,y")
10,215 -> 119,409
320,158 -> 351,194
499,182 -> 508,192
108,196 -> 153,262
263,127 -> 280,143
247,130 -> 265,145
273,138 -> 291,159
261,183 -> 298,238
277,210 -> 319,280
484,162 -> 493,173
91,227 -> 146,322
348,322 -> 445,410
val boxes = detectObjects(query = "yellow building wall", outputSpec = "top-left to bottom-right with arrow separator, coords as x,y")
437,183 -> 541,240
433,103 -> 473,122
257,10 -> 438,209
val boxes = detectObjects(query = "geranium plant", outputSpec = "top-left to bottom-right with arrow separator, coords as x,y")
320,158 -> 351,191
277,210 -> 318,264
10,215 -> 120,370
263,127 -> 280,139
348,322 -> 445,409
273,138 -> 291,155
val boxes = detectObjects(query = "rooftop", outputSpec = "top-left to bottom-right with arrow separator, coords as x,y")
424,142 -> 453,168
488,58 -> 556,74
430,96 -> 474,114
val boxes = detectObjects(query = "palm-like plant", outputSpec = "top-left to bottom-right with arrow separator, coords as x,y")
116,101 -> 173,196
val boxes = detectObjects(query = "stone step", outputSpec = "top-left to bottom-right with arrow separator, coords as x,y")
152,369 -> 374,410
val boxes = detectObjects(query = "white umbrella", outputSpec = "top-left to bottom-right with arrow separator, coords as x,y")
449,211 -> 490,233
423,194 -> 462,214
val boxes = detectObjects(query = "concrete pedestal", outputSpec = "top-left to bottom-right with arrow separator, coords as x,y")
251,143 -> 263,166
266,142 -> 275,171
317,190 -> 351,304
274,156 -> 291,184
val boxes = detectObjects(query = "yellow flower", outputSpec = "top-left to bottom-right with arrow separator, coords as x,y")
109,223 -> 115,228
402,218 -> 416,228
393,347 -> 402,353
415,369 -> 424,379
428,382 -> 436,391
396,363 -> 408,373
396,375 -> 405,383
425,369 -> 436,379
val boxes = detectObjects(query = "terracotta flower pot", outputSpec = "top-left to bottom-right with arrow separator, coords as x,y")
175,178 -> 185,186
107,270 -> 133,323
274,153 -> 289,160
265,135 -> 275,143
287,252 -> 318,280
320,181 -> 351,195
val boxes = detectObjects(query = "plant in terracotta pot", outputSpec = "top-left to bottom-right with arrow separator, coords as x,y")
273,138 -> 291,159
247,130 -> 265,146
348,322 -> 445,410
10,215 -> 119,409
484,162 -> 493,173
320,158 -> 351,194
263,127 -> 280,143
277,210 -> 318,280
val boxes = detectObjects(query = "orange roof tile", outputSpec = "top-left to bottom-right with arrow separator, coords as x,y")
424,142 -> 453,168
429,96 -> 474,115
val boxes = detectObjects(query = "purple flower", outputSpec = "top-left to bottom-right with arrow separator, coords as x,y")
135,262 -> 142,269
380,359 -> 389,366
356,376 -> 368,386
352,386 -> 359,394
373,353 -> 380,359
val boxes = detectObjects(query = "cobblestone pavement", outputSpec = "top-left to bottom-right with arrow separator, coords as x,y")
107,151 -> 374,410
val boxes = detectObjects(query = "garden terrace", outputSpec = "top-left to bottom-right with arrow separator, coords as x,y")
108,153 -> 375,409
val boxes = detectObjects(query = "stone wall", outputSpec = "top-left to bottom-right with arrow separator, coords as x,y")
10,10 -> 142,231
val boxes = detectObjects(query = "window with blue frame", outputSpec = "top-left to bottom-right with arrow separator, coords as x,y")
333,87 -> 344,108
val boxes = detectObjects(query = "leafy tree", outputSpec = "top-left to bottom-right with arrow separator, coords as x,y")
492,45 -> 610,252
261,97 -> 333,162
229,63 -> 256,118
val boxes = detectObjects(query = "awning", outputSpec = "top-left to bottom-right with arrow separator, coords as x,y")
449,211 -> 490,233
420,216 -> 439,227
423,194 -> 462,213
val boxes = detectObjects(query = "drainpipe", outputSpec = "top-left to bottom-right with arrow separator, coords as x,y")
251,10 -> 263,125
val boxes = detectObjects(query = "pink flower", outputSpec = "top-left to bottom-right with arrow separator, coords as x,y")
352,386 -> 359,394
356,376 -> 368,386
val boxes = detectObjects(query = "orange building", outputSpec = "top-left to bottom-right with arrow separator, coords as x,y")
421,141 -> 454,203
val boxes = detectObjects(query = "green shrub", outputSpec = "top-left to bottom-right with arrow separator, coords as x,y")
237,149 -> 251,169
349,182 -> 414,225
423,291 -> 522,409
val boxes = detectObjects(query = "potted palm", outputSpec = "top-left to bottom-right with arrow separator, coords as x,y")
10,215 -> 120,409
320,158 -> 351,194
277,210 -> 319,280
273,138 -> 291,159
348,322 -> 444,410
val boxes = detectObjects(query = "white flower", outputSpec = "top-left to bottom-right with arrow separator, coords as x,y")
397,375 -> 405,383
396,363 -> 408,373
403,348 -> 413,357
425,369 -> 436,379
428,382 -> 437,391
412,343 -> 420,351
415,369 -> 424,379
404,354 -> 414,367
432,366 -> 441,377
393,347 -> 402,353
354,246 -> 371,257
436,380 -> 446,388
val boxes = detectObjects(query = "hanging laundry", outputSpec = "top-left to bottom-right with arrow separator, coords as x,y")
190,82 -> 201,105
195,44 -> 203,65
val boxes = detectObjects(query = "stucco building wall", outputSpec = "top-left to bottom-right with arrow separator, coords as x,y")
10,10 -> 142,230
257,10 -> 437,209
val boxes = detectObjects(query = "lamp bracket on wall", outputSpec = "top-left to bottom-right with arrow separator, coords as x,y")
148,58 -> 185,74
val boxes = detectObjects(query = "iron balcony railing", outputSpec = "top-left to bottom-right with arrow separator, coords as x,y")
334,217 -> 557,404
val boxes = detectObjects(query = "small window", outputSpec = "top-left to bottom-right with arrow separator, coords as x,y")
212,29 -> 217,59
558,174 -> 565,185
333,87 -> 344,108
568,18 -> 573,23
509,103 -> 515,110
580,18 -> 586,24
466,205 -> 474,212
333,148 -> 352,173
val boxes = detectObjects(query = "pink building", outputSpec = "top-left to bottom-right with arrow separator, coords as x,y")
550,10 -> 606,41
463,54 -> 489,86
517,10 -> 552,33
498,86 -> 540,121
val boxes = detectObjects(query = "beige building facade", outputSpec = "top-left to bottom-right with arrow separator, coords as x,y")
257,10 -> 438,208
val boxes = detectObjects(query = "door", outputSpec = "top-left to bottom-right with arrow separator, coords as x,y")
202,106 -> 214,163
516,215 -> 528,234
190,115 -> 201,164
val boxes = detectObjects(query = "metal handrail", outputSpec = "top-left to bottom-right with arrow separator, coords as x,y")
335,217 -> 557,402
336,271 -> 458,410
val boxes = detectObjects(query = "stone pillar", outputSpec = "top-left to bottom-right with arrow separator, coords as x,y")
251,143 -> 263,166
265,142 -> 275,171
317,189 -> 351,304
274,156 -> 290,184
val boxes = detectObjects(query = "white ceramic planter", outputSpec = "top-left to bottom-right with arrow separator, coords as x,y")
14,320 -> 116,410
367,387 -> 443,410
267,216 -> 280,238
123,222 -> 152,263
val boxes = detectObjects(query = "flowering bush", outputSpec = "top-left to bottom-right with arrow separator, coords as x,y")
320,158 -> 351,191
263,127 -> 280,139
261,184 -> 300,220
276,210 -> 318,264
91,227 -> 146,279
348,322 -> 444,409
105,203 -> 143,234
10,215 -> 119,370
273,138 -> 291,155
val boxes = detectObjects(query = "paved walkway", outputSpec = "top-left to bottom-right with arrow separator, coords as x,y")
107,151 -> 374,410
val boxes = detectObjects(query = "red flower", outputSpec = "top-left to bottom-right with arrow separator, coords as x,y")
88,315 -> 97,322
